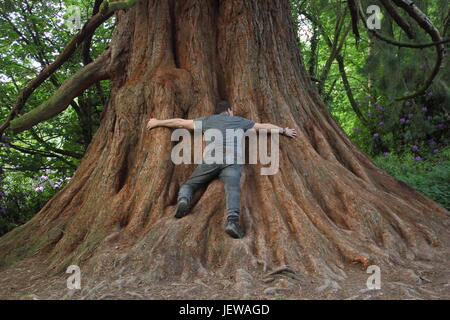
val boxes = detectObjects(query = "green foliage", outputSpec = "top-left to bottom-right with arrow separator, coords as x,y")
293,0 -> 449,156
0,167 -> 73,235
373,147 -> 450,210
0,0 -> 111,235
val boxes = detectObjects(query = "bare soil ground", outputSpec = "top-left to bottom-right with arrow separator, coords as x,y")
0,254 -> 449,300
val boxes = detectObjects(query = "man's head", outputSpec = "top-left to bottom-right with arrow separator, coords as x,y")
215,100 -> 234,116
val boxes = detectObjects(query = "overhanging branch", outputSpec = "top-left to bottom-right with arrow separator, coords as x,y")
81,0 -> 104,65
390,0 -> 446,100
356,1 -> 450,48
100,0 -> 143,12
347,0 -> 360,42
29,128 -> 83,159
366,31 -> 450,48
0,0 -> 144,138
317,9 -> 351,94
358,0 -> 446,101
306,11 -> 368,125
7,143 -> 78,169
379,0 -> 415,39
9,51 -> 110,134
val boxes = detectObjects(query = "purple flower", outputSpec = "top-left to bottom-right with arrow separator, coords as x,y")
426,116 -> 433,121
400,118 -> 406,123
383,152 -> 389,156
373,133 -> 379,138
411,145 -> 419,151
379,122 -> 384,126
414,156 -> 422,161
65,177 -> 71,180
421,107 -> 428,112
34,186 -> 44,191
427,91 -> 433,96
4,143 -> 10,149
376,105 -> 383,110
433,149 -> 440,154
429,140 -> 437,146
0,191 -> 5,196
436,124 -> 445,129
407,113 -> 414,118
405,101 -> 412,106
405,119 -> 410,123
353,127 -> 358,132
40,175 -> 48,180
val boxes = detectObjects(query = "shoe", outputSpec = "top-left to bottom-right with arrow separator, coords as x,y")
225,219 -> 244,239
174,197 -> 190,218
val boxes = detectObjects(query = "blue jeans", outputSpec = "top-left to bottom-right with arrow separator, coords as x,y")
178,164 -> 242,220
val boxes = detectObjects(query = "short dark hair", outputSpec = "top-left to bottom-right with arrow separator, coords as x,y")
215,100 -> 232,114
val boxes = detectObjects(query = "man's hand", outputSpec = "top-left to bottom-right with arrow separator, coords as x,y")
146,118 -> 159,130
252,123 -> 298,138
283,127 -> 297,138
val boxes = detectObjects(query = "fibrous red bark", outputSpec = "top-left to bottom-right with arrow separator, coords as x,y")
0,0 -> 449,288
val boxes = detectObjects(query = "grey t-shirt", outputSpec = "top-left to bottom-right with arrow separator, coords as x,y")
194,114 -> 255,164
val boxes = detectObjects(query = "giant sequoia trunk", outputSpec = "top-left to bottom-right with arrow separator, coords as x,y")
0,0 -> 449,288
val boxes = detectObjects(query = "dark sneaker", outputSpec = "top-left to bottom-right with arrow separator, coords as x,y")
174,197 -> 190,219
225,220 -> 244,239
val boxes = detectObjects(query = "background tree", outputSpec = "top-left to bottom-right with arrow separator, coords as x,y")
0,0 -> 112,234
290,0 -> 450,211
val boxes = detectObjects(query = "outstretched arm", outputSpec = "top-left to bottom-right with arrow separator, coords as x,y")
251,123 -> 297,138
146,118 -> 195,130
